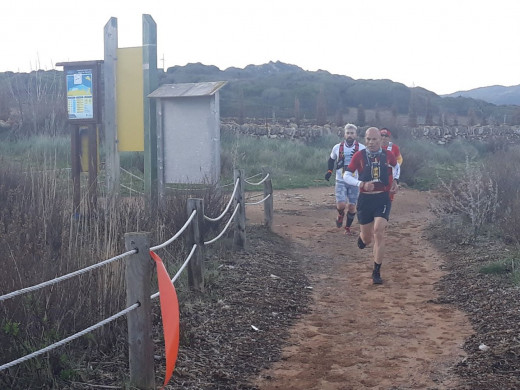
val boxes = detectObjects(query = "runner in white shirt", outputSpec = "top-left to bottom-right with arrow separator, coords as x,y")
325,123 -> 366,235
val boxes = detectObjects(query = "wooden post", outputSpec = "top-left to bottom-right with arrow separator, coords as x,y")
143,14 -> 158,213
103,17 -> 120,198
233,169 -> 246,249
262,167 -> 273,229
87,124 -> 98,211
71,125 -> 81,217
187,198 -> 205,291
124,232 -> 155,389
156,100 -> 164,203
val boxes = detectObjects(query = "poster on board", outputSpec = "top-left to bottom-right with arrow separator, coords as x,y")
66,68 -> 94,120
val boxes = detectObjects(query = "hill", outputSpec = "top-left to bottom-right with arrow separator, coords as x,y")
1,62 -> 520,138
159,61 -> 517,125
444,84 -> 520,106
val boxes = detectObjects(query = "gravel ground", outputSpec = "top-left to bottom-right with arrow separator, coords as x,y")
428,224 -> 520,390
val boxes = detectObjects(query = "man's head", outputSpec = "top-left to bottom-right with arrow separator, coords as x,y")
344,123 -> 358,144
380,128 -> 391,147
365,127 -> 382,153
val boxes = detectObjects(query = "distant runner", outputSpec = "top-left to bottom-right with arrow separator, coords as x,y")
325,124 -> 366,235
343,127 -> 399,284
380,128 -> 402,200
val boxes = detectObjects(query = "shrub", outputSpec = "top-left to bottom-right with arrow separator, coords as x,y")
483,146 -> 520,243
431,156 -> 498,241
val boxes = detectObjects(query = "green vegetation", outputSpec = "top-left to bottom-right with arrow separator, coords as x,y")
221,131 -> 340,189
0,134 -> 70,166
479,254 -> 520,286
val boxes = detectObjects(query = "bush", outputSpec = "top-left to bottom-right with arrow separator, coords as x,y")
431,156 -> 498,241
484,146 -> 520,243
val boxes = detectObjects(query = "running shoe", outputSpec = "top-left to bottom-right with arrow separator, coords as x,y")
336,214 -> 344,228
357,236 -> 366,249
372,269 -> 383,284
344,226 -> 353,236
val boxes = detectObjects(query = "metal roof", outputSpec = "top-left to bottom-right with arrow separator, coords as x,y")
148,81 -> 227,98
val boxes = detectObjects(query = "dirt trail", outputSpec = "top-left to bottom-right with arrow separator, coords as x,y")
248,186 -> 473,390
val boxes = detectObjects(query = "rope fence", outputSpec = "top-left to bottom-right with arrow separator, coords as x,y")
245,193 -> 271,205
0,249 -> 137,302
120,167 -> 145,182
0,303 -> 140,372
204,203 -> 240,245
204,178 -> 240,222
244,172 -> 270,186
150,209 -> 197,251
0,167 -> 274,388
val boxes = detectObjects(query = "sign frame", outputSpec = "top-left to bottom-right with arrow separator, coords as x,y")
57,60 -> 103,124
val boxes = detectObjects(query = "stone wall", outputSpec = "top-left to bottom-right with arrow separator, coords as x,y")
220,121 -> 344,142
409,125 -> 520,144
221,120 -> 520,145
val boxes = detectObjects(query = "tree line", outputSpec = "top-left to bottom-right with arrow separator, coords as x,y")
1,61 -> 519,139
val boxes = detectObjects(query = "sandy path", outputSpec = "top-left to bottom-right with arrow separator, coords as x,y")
247,186 -> 473,390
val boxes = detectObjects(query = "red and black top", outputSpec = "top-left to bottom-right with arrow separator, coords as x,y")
346,149 -> 397,193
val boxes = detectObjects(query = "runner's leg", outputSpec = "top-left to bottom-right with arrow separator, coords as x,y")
372,216 -> 388,264
359,222 -> 374,246
345,185 -> 359,234
335,182 -> 347,227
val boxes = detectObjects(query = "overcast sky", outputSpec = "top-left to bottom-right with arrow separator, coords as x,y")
2,0 -> 519,95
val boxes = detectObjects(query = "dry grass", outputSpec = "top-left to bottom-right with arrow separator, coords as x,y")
0,160 -> 229,389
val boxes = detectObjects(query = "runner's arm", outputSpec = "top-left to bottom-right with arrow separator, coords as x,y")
393,162 -> 400,182
394,145 -> 403,165
343,170 -> 363,187
327,157 -> 335,172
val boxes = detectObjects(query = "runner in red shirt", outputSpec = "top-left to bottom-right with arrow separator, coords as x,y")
380,128 -> 403,165
343,127 -> 399,284
380,128 -> 402,201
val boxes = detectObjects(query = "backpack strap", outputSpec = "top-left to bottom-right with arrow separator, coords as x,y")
336,141 -> 345,170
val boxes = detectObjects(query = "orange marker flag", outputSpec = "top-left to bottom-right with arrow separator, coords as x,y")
150,251 -> 180,388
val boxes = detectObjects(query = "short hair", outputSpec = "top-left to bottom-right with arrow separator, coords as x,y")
344,123 -> 357,132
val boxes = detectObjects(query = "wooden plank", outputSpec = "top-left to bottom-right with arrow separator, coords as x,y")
233,169 -> 246,249
262,167 -> 273,228
103,17 -> 120,198
124,232 -> 155,389
71,125 -> 81,217
187,198 -> 205,291
143,14 -> 158,211
87,124 -> 98,211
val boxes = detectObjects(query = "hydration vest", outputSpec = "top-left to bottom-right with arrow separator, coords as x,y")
336,141 -> 359,172
358,149 -> 390,186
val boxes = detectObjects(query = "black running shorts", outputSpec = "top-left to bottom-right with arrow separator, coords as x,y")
356,192 -> 392,225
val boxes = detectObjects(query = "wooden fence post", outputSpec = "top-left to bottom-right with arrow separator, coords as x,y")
125,232 -> 155,389
71,124 -> 81,218
233,169 -> 246,249
87,124 -> 98,212
187,198 -> 205,291
262,167 -> 273,229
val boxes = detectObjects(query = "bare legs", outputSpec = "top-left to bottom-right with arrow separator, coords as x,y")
359,217 -> 388,264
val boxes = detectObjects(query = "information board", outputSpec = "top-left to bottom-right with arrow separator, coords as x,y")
66,69 -> 94,120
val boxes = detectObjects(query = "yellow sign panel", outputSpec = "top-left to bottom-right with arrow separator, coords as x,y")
117,47 -> 144,151
79,126 -> 100,172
